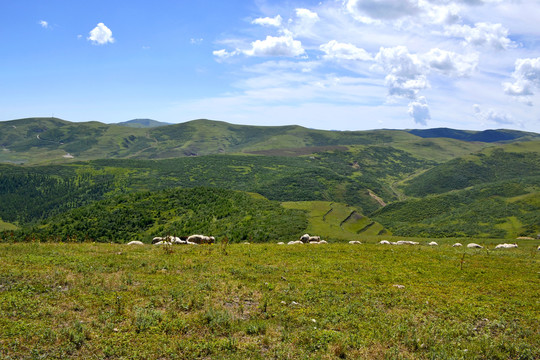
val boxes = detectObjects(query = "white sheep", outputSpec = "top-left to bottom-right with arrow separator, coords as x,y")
428,241 -> 438,246
379,240 -> 391,245
467,243 -> 483,249
288,240 -> 304,245
452,243 -> 462,247
127,241 -> 144,246
495,243 -> 518,249
396,240 -> 419,245
349,241 -> 362,244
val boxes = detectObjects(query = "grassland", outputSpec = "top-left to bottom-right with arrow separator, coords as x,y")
0,241 -> 538,359
282,201 -> 386,241
0,219 -> 17,231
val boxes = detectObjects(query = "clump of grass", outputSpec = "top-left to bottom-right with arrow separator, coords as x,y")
200,308 -> 234,335
133,307 -> 163,333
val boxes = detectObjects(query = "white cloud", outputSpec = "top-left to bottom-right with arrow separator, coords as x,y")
473,104 -> 515,125
408,96 -> 431,125
320,40 -> 372,61
190,38 -> 203,44
296,8 -> 320,23
243,32 -> 305,57
346,0 -> 421,21
87,23 -> 115,45
39,20 -> 49,29
503,57 -> 540,103
423,3 -> 461,25
375,46 -> 428,99
444,22 -> 513,50
422,48 -> 478,77
252,15 -> 283,28
213,49 -> 238,61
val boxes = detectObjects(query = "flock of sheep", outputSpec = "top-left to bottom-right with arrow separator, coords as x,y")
126,233 -> 538,250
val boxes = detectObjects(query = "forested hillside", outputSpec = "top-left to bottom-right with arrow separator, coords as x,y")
1,117 -> 539,240
13,188 -> 307,243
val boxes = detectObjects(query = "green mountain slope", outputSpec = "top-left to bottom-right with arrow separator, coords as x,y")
2,117 -> 530,165
2,117 -> 539,240
22,187 -> 308,243
282,201 -> 387,240
402,141 -> 540,196
372,179 -> 540,238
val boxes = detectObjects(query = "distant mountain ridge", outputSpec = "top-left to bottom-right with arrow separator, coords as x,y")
407,128 -> 539,143
0,117 -> 538,165
114,119 -> 172,128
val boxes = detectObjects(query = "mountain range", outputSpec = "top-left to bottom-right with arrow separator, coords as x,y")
0,117 -> 538,241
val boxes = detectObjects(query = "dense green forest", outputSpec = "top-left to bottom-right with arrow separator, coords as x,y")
8,187 -> 307,243
373,178 -> 540,238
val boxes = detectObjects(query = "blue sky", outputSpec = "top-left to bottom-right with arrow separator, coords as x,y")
1,0 -> 540,132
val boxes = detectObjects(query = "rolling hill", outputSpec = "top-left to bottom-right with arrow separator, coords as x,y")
1,117 -> 539,239
2,117 -> 536,165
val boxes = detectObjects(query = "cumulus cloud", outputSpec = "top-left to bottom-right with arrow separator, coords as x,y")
445,22 -> 513,50
346,0 -> 421,21
423,48 -> 478,77
408,96 -> 431,125
375,46 -> 428,99
473,104 -> 514,125
374,46 -> 479,99
320,40 -> 372,61
503,57 -> 540,103
423,3 -> 461,25
39,20 -> 49,28
252,15 -> 283,28
296,8 -> 320,23
243,32 -> 305,57
88,23 -> 114,45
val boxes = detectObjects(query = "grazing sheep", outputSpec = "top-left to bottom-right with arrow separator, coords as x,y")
467,243 -> 483,249
379,240 -> 391,245
396,240 -> 419,245
318,240 -> 328,244
452,243 -> 462,247
349,241 -> 362,244
537,245 -> 540,251
277,242 -> 285,245
495,243 -> 518,249
428,241 -> 438,246
288,240 -> 303,245
152,237 -> 163,244
300,234 -> 310,243
127,241 -> 144,246
300,234 -> 321,243
187,234 -> 215,244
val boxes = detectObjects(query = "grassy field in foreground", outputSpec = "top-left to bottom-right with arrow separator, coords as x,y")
0,242 -> 539,359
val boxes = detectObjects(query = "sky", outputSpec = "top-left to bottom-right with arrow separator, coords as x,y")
1,0 -> 540,132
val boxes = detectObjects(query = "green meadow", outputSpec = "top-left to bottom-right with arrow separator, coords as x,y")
1,241 -> 538,359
